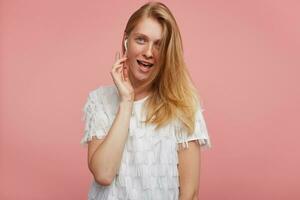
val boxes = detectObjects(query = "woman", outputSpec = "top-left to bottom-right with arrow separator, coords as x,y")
81,2 -> 212,200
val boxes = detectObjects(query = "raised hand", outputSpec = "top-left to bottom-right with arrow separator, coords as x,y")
110,52 -> 134,102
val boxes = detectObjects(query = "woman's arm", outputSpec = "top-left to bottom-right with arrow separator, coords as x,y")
88,100 -> 133,186
178,140 -> 201,200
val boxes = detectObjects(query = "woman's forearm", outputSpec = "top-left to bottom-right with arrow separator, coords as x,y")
179,190 -> 199,200
90,100 -> 133,184
179,195 -> 198,200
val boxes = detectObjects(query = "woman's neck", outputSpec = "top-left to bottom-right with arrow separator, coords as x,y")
132,83 -> 152,101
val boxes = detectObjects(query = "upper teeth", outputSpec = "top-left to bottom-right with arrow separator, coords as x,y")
138,60 -> 153,66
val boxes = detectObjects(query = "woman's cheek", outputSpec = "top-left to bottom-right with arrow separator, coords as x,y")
132,44 -> 144,54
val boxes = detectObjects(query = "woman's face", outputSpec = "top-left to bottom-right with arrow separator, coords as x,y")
125,17 -> 162,85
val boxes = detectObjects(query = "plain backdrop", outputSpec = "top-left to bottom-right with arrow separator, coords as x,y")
1,0 -> 299,199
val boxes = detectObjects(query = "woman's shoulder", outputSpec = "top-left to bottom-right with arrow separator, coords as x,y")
88,84 -> 118,101
88,84 -> 119,116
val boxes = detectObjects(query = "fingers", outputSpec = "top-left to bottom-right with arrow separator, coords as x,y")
121,66 -> 125,81
115,52 -> 120,61
112,64 -> 124,74
115,51 -> 127,61
123,65 -> 128,81
112,59 -> 127,72
113,58 -> 127,68
113,53 -> 127,68
115,51 -> 126,60
112,51 -> 128,82
112,61 -> 127,75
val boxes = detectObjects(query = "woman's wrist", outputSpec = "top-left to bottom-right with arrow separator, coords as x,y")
119,99 -> 134,109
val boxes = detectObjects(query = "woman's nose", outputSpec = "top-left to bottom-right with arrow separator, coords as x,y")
143,43 -> 154,58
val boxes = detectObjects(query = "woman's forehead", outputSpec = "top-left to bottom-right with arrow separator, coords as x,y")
131,18 -> 162,41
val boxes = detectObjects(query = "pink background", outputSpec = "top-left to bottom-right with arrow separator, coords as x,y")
1,0 -> 299,199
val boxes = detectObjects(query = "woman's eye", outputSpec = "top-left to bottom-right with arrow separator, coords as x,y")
136,38 -> 145,43
155,43 -> 160,48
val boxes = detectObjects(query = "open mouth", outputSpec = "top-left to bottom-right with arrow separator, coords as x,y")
137,60 -> 154,68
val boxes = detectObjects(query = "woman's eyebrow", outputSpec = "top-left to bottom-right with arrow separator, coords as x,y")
134,33 -> 161,42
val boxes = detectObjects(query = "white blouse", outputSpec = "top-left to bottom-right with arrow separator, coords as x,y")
80,84 -> 212,200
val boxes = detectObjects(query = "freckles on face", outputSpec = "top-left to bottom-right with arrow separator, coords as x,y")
125,17 -> 163,82
128,17 -> 162,63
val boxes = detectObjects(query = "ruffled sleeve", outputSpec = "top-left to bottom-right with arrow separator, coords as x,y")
175,107 -> 212,150
80,88 -> 110,146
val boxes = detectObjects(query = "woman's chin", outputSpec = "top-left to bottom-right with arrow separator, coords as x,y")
133,74 -> 148,82
133,64 -> 150,76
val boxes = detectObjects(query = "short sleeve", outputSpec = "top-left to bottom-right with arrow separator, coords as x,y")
175,107 -> 212,150
80,89 -> 110,146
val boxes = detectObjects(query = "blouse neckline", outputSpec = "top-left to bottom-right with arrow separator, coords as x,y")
133,95 -> 150,104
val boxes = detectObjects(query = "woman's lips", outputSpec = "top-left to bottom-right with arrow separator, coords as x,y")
137,59 -> 154,67
136,60 -> 152,73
